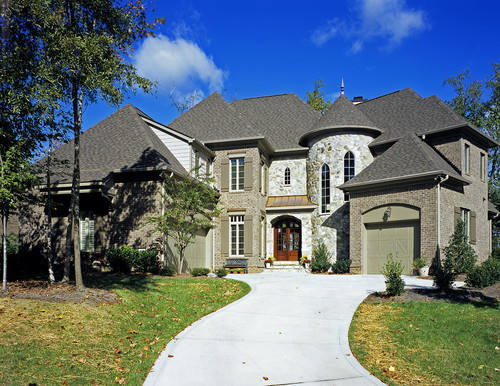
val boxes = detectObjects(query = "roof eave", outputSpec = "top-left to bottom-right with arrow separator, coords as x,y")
300,125 -> 382,146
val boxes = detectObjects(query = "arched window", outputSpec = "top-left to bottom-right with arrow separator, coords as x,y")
321,164 -> 330,213
284,167 -> 291,186
344,151 -> 355,201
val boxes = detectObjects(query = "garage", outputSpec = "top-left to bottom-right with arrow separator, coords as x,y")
363,205 -> 421,275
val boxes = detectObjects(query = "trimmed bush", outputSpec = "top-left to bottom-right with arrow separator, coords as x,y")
443,219 -> 477,274
105,246 -> 133,273
216,267 -> 228,278
190,267 -> 210,277
433,256 -> 456,292
160,265 -> 176,276
311,241 -> 332,273
331,259 -> 351,274
382,253 -> 405,296
466,258 -> 500,289
134,249 -> 159,273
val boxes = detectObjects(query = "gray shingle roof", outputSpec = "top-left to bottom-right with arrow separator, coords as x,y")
230,93 -> 320,149
312,94 -> 375,130
168,92 -> 258,142
46,104 -> 186,184
340,134 -> 465,189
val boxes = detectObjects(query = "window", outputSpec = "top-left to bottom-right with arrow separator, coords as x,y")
284,167 -> 291,186
344,151 -> 355,201
230,157 -> 244,191
230,215 -> 244,256
461,208 -> 470,239
464,144 -> 470,174
480,153 -> 486,181
80,213 -> 95,252
321,164 -> 330,214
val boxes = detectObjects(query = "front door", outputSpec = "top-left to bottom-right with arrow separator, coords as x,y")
274,219 -> 301,261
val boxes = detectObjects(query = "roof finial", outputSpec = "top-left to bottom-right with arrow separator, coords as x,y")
341,77 -> 344,95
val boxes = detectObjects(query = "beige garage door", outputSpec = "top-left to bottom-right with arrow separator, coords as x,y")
366,222 -> 419,275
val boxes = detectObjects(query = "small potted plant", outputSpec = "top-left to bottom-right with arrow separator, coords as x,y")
413,257 -> 429,277
264,256 -> 274,268
300,255 -> 311,269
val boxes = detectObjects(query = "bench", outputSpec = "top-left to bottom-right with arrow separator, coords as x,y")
224,258 -> 248,273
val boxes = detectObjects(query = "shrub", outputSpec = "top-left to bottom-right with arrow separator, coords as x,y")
382,253 -> 405,296
466,258 -> 500,289
443,219 -> 477,274
433,256 -> 456,292
105,246 -> 133,273
331,259 -> 351,274
216,267 -> 227,278
134,249 -> 159,273
160,265 -> 176,276
311,241 -> 332,273
191,267 -> 210,277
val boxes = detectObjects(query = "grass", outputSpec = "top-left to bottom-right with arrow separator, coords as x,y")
0,275 -> 250,385
349,301 -> 500,385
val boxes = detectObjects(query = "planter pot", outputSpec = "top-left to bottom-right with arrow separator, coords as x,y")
265,262 -> 271,268
419,266 -> 430,277
304,263 -> 310,269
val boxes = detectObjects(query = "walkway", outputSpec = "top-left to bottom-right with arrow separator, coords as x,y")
144,273 -> 435,386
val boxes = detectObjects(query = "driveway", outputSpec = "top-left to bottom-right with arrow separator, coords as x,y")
144,273 -> 435,386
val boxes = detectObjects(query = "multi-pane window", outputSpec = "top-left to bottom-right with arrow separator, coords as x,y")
464,144 -> 470,174
461,208 -> 470,239
344,151 -> 355,201
230,157 -> 244,191
480,153 -> 486,181
80,213 -> 95,252
284,167 -> 291,186
230,215 -> 244,256
321,164 -> 330,214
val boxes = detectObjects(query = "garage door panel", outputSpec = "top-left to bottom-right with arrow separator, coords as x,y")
366,222 -> 419,275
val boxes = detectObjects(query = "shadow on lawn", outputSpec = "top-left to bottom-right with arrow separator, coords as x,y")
84,272 -> 157,293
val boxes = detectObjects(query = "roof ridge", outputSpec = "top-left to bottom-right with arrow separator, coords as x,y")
363,88 -> 421,104
232,93 -> 297,102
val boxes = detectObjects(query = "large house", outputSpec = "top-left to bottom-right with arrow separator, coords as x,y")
20,87 -> 499,274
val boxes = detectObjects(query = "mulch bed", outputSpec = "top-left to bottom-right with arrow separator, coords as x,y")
365,282 -> 500,304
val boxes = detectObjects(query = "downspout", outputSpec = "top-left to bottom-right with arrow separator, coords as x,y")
436,174 -> 449,264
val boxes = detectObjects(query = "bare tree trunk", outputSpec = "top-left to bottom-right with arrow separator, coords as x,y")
46,113 -> 55,283
73,86 -> 84,291
2,213 -> 7,291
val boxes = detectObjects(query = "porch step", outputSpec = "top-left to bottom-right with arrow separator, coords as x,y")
264,262 -> 309,273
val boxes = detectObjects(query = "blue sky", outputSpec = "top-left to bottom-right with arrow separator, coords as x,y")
84,0 -> 500,130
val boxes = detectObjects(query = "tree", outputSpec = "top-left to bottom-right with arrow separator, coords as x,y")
145,171 -> 220,274
12,0 -> 163,289
444,64 -> 500,256
442,219 -> 477,274
305,79 -> 332,114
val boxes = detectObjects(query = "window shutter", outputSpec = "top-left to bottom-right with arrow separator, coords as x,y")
80,219 -> 87,251
244,156 -> 253,191
221,159 -> 229,192
88,218 -> 95,252
258,162 -> 262,192
244,215 -> 253,257
454,207 -> 461,227
264,166 -> 268,195
470,211 -> 476,244
220,216 -> 229,255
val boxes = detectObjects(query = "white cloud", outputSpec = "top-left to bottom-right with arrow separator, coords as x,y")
311,0 -> 427,52
133,35 -> 226,93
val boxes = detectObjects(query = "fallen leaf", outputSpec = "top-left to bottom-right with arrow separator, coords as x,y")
263,377 -> 269,381
389,366 -> 395,372
168,355 -> 174,358
39,309 -> 46,312
478,365 -> 485,370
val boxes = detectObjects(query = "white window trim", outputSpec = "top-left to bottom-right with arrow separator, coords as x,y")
464,143 -> 470,175
230,157 -> 245,192
461,208 -> 470,239
230,215 -> 245,257
480,152 -> 486,181
320,164 -> 331,214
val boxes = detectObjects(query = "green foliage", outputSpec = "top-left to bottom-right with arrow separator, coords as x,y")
466,258 -> 500,289
413,257 -> 427,271
105,246 -> 158,274
305,79 -> 332,114
160,265 -> 176,277
381,253 -> 405,296
3,234 -> 19,256
190,267 -> 210,277
145,170 -> 220,274
216,267 -> 228,278
311,241 -> 332,272
443,219 -> 477,273
331,259 -> 351,274
433,255 -> 456,292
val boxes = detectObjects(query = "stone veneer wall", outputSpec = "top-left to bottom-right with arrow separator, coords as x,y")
268,155 -> 307,196
349,182 -> 438,273
306,132 -> 374,261
266,212 -> 313,260
212,146 -> 267,270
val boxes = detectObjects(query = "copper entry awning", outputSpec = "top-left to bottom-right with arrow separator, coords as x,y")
266,195 -> 316,211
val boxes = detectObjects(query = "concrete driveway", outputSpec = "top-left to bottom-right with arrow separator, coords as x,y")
144,273 -> 435,386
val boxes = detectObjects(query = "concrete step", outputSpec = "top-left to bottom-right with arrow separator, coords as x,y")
264,263 -> 310,273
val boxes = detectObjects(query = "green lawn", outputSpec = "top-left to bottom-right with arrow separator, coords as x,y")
0,275 -> 250,385
349,301 -> 499,385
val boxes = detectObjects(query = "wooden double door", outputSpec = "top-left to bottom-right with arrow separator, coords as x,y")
273,218 -> 301,261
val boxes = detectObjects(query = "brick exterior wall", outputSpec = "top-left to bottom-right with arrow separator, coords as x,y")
349,182 -> 438,273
